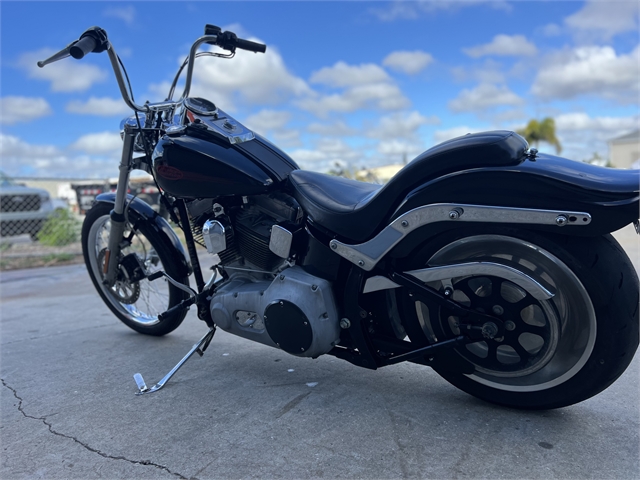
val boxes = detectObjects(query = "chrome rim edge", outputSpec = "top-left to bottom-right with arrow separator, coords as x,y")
87,215 -> 170,326
425,234 -> 597,393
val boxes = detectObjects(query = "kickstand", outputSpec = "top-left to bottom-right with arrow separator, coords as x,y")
133,328 -> 216,395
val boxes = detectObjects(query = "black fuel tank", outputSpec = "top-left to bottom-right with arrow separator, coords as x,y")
152,127 -> 299,198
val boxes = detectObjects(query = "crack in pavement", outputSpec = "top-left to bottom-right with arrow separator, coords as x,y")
1,378 -> 189,480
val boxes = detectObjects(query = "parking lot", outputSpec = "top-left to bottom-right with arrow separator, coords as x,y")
1,226 -> 638,479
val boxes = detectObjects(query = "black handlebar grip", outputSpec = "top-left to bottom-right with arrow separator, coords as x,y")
69,35 -> 97,59
236,38 -> 267,53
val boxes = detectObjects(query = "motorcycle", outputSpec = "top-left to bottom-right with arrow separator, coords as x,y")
38,26 -> 639,409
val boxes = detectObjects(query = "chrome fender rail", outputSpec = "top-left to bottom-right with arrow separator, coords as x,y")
363,261 -> 554,300
330,203 -> 591,272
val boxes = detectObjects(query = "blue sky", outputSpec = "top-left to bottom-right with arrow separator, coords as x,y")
1,0 -> 638,178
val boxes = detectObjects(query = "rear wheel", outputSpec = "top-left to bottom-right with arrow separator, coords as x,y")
397,228 -> 639,409
82,202 -> 189,336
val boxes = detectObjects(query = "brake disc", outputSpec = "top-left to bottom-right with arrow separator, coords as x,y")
98,249 -> 141,304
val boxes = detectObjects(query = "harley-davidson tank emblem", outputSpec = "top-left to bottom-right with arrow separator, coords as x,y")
157,165 -> 183,180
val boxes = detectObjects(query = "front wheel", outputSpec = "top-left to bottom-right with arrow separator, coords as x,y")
82,202 -> 189,336
397,228 -> 639,409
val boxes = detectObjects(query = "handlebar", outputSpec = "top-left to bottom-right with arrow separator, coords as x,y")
37,24 -> 267,112
70,35 -> 97,59
236,38 -> 267,53
205,24 -> 267,53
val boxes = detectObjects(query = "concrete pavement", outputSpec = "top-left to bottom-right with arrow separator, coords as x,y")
1,226 -> 638,479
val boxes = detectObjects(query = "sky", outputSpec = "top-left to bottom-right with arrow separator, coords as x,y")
1,0 -> 639,179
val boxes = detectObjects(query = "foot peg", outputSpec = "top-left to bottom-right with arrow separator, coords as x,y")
133,328 -> 216,395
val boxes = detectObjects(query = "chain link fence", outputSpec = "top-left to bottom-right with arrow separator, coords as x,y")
0,175 -> 170,270
1,176 -> 83,270
0,198 -> 84,270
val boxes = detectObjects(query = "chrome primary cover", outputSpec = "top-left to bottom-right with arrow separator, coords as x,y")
210,266 -> 340,357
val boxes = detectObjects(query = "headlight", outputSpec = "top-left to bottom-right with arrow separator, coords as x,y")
119,112 -> 147,139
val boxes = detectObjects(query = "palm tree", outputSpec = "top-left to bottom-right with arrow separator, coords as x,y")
517,118 -> 562,154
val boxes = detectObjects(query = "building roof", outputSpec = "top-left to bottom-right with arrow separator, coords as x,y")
609,129 -> 640,145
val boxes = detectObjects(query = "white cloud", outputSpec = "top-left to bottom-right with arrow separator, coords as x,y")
272,130 -> 302,148
367,111 -> 440,140
0,133 -> 60,159
377,139 -> 424,159
531,45 -> 640,103
448,83 -> 523,113
20,49 -> 107,93
383,50 -> 434,75
288,149 -> 327,166
244,109 -> 300,148
70,132 -> 122,155
316,138 -> 361,159
433,126 -> 483,144
539,23 -> 563,37
0,96 -> 52,124
0,133 -> 116,178
307,121 -> 358,136
490,109 -> 527,124
371,0 -> 511,22
310,62 -> 391,88
244,109 -> 291,133
298,82 -> 410,117
463,34 -> 537,58
288,138 -> 361,172
299,60 -> 411,116
191,44 -> 312,109
556,112 -> 638,134
103,6 -> 136,25
565,0 -> 639,41
554,112 -> 639,162
66,97 -> 132,116
451,59 -> 507,84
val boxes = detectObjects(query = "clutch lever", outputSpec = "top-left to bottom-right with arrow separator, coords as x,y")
37,42 -> 74,68
37,27 -> 109,68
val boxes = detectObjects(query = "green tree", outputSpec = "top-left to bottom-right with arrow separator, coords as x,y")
517,118 -> 562,154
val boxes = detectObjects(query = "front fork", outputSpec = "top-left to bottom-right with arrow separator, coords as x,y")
103,126 -> 136,287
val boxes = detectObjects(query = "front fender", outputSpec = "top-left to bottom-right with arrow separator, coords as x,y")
94,193 -> 191,276
392,154 -> 639,237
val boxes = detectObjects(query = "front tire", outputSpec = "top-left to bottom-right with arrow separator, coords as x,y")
397,228 -> 639,409
82,202 -> 189,336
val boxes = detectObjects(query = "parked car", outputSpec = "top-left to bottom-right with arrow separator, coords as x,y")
0,172 -> 57,240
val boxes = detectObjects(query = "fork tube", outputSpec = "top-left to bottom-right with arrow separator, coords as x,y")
104,127 -> 135,286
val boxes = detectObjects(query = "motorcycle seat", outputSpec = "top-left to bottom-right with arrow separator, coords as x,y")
288,130 -> 528,242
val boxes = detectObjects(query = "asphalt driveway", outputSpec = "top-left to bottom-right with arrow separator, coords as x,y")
1,226 -> 638,479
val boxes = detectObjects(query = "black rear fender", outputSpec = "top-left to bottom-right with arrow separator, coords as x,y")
94,193 -> 191,277
392,153 -> 639,237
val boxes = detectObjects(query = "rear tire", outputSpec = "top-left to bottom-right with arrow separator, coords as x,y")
397,228 -> 639,409
82,202 -> 189,336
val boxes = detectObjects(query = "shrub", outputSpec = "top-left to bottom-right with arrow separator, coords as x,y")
37,209 -> 81,246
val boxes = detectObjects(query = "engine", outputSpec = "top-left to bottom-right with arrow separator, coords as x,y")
187,192 -> 302,271
209,266 -> 340,357
186,194 -> 340,358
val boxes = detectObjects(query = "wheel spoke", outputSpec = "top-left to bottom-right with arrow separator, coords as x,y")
488,277 -> 504,301
511,339 -> 533,361
456,281 -> 478,301
514,295 -> 537,310
480,342 -> 504,370
519,323 -> 547,335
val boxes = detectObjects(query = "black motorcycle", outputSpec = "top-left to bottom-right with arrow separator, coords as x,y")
38,26 -> 639,409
